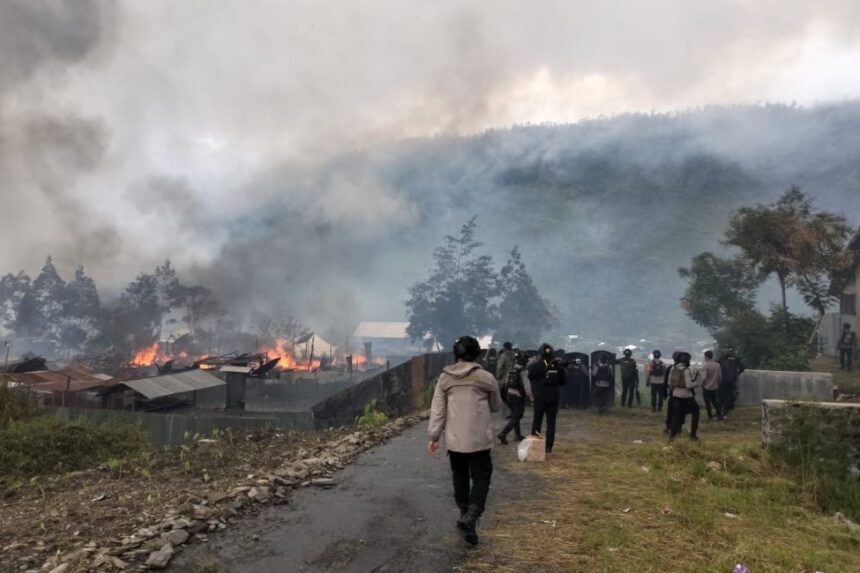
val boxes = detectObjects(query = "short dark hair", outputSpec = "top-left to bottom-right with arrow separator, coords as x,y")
704,350 -> 714,359
453,336 -> 481,361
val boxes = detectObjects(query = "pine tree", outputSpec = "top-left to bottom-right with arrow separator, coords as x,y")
495,246 -> 557,347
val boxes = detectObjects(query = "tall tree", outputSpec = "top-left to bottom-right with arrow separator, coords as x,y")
406,216 -> 500,349
495,246 -> 557,347
114,272 -> 160,348
15,257 -> 66,338
154,260 -> 185,340
725,187 -> 851,314
58,267 -> 102,353
0,271 -> 31,334
678,252 -> 761,332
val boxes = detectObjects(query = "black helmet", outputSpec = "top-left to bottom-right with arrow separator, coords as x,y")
453,336 -> 481,361
503,341 -> 513,350
515,351 -> 529,366
653,350 -> 662,359
623,348 -> 632,357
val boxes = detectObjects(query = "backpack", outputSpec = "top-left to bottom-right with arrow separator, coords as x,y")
670,365 -> 688,389
650,360 -> 665,378
595,364 -> 612,387
504,365 -> 523,398
620,358 -> 637,379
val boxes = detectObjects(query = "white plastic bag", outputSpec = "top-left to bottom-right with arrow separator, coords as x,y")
517,435 -> 546,462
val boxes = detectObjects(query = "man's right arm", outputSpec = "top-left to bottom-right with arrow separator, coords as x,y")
427,379 -> 447,443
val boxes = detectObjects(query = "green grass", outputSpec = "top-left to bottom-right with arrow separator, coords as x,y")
464,407 -> 860,573
0,415 -> 151,477
355,399 -> 390,431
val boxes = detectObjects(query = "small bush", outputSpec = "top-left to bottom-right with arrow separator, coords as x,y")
0,381 -> 37,427
355,400 -> 389,431
0,415 -> 151,476
770,404 -> 860,521
419,377 -> 438,410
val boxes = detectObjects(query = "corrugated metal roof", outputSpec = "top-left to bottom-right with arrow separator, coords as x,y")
122,369 -> 225,400
353,321 -> 409,339
8,364 -> 117,393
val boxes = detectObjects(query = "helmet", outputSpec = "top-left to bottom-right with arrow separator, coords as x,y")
623,348 -> 632,357
453,336 -> 481,361
515,352 -> 529,366
653,350 -> 662,359
574,358 -> 582,366
503,341 -> 513,350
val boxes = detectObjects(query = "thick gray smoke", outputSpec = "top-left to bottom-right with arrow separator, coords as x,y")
2,1 -> 860,340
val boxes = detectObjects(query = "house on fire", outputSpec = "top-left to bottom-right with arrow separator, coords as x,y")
7,364 -> 118,408
104,368 -> 226,412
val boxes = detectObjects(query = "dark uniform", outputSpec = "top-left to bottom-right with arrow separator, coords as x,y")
592,359 -> 613,414
838,324 -> 857,371
718,349 -> 745,414
528,344 -> 566,453
619,350 -> 639,408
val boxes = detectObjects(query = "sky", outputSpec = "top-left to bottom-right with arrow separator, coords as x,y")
2,0 -> 860,328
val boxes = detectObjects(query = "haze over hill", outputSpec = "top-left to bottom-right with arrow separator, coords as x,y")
4,2 -> 860,348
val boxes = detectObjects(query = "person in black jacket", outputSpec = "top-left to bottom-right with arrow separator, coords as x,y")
528,343 -> 566,454
718,346 -> 745,415
497,352 -> 533,444
619,348 -> 639,408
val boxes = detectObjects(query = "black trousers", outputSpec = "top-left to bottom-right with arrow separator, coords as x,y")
669,397 -> 700,438
650,384 -> 665,411
449,449 -> 493,515
718,382 -> 736,413
665,395 -> 674,430
500,396 -> 525,439
621,378 -> 637,407
840,348 -> 854,371
594,385 -> 611,413
703,388 -> 721,419
531,398 -> 559,452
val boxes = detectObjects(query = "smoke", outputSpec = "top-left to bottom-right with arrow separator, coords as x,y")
2,1 -> 860,338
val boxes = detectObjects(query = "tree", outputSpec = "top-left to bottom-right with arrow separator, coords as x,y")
725,187 -> 851,314
58,266 -> 102,353
495,246 -> 557,347
181,285 -> 221,335
0,271 -> 31,333
406,216 -> 500,349
114,272 -> 161,348
154,260 -> 185,340
678,252 -> 761,332
14,257 -> 66,339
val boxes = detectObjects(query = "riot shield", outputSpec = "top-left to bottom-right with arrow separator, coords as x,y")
563,352 -> 590,408
591,350 -> 617,408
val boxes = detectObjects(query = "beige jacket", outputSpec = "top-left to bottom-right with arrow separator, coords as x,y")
428,361 -> 502,453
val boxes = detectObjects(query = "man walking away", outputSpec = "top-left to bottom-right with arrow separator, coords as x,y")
646,350 -> 667,413
528,343 -> 566,455
593,356 -> 614,414
664,351 -> 680,433
495,341 -> 516,384
569,357 -> 589,409
669,351 -> 701,440
428,336 -> 502,545
498,352 -> 532,444
838,323 -> 857,371
619,348 -> 639,408
718,347 -> 745,416
700,350 -> 722,420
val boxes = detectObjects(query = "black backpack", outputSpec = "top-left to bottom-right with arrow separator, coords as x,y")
505,365 -> 523,396
650,360 -> 665,378
595,364 -> 612,387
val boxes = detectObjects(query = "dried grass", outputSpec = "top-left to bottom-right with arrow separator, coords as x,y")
463,407 -> 860,573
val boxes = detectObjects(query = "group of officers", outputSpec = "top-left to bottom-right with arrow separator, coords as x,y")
484,341 -> 746,447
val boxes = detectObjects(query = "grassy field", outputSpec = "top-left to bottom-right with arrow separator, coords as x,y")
463,406 -> 860,573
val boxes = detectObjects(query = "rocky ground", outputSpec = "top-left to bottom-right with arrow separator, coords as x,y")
0,415 -> 424,573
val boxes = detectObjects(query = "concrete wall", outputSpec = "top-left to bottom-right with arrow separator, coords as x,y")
737,369 -> 834,406
311,352 -> 452,429
52,407 -> 313,446
762,399 -> 860,447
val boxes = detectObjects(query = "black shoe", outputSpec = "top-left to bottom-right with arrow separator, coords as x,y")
497,434 -> 508,445
514,435 -> 526,442
689,435 -> 699,441
457,505 -> 481,545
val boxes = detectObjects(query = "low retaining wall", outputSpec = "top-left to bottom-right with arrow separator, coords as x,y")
52,407 -> 313,446
311,352 -> 452,429
762,399 -> 860,448
737,370 -> 834,406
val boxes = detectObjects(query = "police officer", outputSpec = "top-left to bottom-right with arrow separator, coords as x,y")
528,343 -> 566,455
718,346 -> 745,416
838,323 -> 857,371
592,355 -> 613,414
668,351 -> 701,440
498,352 -> 532,444
568,357 -> 589,409
619,348 -> 639,408
646,350 -> 667,413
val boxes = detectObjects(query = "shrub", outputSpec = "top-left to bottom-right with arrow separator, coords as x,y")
355,400 -> 389,431
0,380 -> 37,427
769,403 -> 860,521
0,415 -> 151,476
